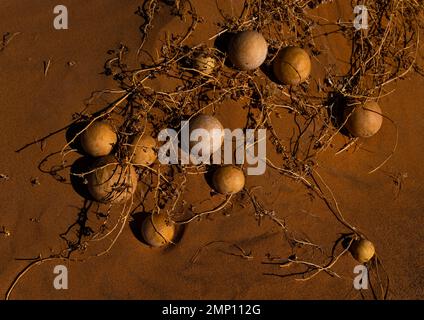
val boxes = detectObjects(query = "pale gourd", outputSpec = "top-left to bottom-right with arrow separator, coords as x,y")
188,114 -> 224,158
344,101 -> 383,138
130,134 -> 157,166
350,238 -> 375,263
228,31 -> 268,71
273,46 -> 311,85
80,121 -> 117,157
87,156 -> 138,204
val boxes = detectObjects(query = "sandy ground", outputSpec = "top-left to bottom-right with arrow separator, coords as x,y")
0,0 -> 423,299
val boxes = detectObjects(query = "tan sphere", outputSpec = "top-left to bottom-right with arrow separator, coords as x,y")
228,30 -> 268,71
350,239 -> 375,263
130,134 -> 157,166
188,114 -> 224,156
273,46 -> 311,85
212,166 -> 245,194
141,213 -> 176,247
194,55 -> 216,75
344,101 -> 383,138
80,121 -> 117,157
87,156 -> 138,204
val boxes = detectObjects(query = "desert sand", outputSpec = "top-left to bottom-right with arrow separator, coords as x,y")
0,0 -> 423,300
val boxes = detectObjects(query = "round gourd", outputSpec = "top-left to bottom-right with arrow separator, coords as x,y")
273,46 -> 311,85
141,213 -> 176,247
228,31 -> 268,71
194,55 -> 216,75
349,238 -> 375,263
80,121 -> 117,157
212,166 -> 245,194
188,114 -> 224,157
130,134 -> 157,166
344,101 -> 383,138
87,156 -> 138,203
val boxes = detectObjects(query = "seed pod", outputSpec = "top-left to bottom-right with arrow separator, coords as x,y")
188,114 -> 224,157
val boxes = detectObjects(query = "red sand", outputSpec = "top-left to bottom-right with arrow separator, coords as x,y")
0,0 -> 423,299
